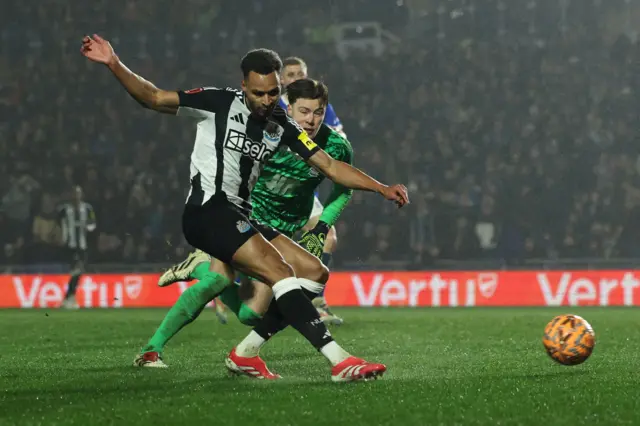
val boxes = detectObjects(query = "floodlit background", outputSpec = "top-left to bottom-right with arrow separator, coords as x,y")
2,2 -> 640,426
3,0 -> 640,273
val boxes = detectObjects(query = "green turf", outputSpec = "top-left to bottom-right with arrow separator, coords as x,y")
0,307 -> 637,426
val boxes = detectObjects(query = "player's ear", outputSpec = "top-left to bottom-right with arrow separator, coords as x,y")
241,80 -> 247,91
287,104 -> 293,116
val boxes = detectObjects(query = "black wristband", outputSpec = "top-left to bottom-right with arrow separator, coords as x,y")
313,221 -> 330,235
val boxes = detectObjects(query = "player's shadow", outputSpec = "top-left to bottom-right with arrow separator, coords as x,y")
70,365 -> 135,373
264,347 -> 392,362
261,351 -> 319,361
487,368 -> 591,381
520,369 -> 591,379
3,376 -> 250,400
2,372 -> 343,410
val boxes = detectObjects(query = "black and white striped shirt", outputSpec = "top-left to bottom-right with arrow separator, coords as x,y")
177,87 -> 320,212
58,202 -> 96,250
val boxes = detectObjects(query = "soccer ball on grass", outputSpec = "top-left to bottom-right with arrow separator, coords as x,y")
542,314 -> 595,366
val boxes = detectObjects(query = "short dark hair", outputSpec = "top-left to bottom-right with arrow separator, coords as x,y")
240,49 -> 283,78
286,78 -> 329,107
283,56 -> 307,69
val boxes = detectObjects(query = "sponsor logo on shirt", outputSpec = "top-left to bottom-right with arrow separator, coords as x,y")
225,129 -> 276,162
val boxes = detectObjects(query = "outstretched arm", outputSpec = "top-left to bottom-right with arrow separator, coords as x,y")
306,149 -> 409,207
277,113 -> 408,207
81,34 -> 179,114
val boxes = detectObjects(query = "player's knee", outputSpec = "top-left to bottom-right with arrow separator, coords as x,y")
303,257 -> 329,284
324,226 -> 338,252
317,262 -> 330,284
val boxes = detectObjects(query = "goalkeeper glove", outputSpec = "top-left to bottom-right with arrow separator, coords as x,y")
298,221 -> 330,259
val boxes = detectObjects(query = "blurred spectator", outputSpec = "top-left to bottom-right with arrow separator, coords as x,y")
3,0 -> 640,269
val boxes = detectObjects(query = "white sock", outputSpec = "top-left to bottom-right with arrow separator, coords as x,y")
271,277 -> 301,299
235,331 -> 266,357
297,278 -> 325,295
320,341 -> 351,366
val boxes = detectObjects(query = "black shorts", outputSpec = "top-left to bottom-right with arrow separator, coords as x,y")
182,194 -> 280,264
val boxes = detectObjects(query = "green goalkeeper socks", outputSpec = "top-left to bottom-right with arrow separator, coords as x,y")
218,279 -> 262,326
191,261 -> 244,318
141,269 -> 231,354
219,284 -> 242,316
191,261 -> 244,317
190,262 -> 211,281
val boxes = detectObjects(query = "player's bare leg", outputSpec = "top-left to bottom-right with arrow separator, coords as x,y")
214,233 -> 325,332
231,234 -> 328,372
220,232 -> 327,326
304,214 -> 343,325
228,233 -> 385,381
271,234 -> 329,284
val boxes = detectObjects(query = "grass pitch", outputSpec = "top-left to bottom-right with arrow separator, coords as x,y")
0,307 -> 638,426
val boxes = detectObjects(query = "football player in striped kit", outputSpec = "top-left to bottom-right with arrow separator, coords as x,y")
82,34 -> 408,381
141,78 -> 354,377
58,185 -> 96,309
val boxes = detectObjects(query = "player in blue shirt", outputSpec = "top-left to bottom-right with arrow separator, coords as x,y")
278,56 -> 345,325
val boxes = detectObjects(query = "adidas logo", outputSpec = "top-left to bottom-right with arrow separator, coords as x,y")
231,113 -> 245,125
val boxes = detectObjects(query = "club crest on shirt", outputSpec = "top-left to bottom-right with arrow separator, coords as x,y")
236,220 -> 251,233
263,122 -> 284,145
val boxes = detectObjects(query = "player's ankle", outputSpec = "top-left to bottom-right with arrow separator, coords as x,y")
320,341 -> 350,366
140,346 -> 162,355
236,331 -> 266,357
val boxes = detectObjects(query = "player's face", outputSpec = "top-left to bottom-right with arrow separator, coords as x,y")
242,71 -> 281,119
74,186 -> 83,203
281,64 -> 308,88
288,98 -> 326,139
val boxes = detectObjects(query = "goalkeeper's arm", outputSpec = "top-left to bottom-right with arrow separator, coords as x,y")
298,184 -> 353,258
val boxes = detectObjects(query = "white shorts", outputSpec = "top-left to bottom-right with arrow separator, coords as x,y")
310,195 -> 324,218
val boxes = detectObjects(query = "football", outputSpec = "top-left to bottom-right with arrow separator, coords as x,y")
542,314 -> 595,366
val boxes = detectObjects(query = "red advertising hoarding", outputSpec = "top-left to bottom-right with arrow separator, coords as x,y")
1,270 -> 640,308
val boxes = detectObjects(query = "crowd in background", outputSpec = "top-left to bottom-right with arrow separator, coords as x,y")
2,0 -> 640,269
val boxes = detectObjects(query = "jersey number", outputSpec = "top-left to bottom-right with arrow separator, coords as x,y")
264,174 -> 300,196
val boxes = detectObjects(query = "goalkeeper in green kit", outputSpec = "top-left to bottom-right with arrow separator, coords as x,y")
135,78 -> 354,376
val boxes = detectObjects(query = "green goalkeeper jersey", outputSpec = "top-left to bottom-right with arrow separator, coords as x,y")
251,124 -> 354,235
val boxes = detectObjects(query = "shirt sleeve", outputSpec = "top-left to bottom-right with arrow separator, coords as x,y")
278,97 -> 289,110
319,185 -> 353,227
276,109 -> 321,160
86,204 -> 97,232
177,87 -> 232,118
319,136 -> 354,226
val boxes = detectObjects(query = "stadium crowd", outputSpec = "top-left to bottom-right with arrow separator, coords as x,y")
2,0 -> 639,269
